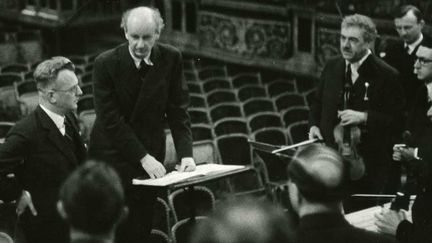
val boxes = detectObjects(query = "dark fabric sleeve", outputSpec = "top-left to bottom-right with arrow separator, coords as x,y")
396,219 -> 432,243
92,56 -> 147,164
308,63 -> 327,128
166,51 -> 193,160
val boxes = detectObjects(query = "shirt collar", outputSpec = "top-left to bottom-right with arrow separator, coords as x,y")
128,47 -> 153,68
40,104 -> 65,132
405,33 -> 423,55
346,49 -> 371,72
426,82 -> 432,102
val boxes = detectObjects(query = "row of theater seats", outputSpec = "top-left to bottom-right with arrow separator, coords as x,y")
0,27 -> 42,65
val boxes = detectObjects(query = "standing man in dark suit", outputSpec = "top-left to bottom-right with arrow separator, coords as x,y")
288,144 -> 394,243
375,43 -> 432,243
89,6 -> 195,243
0,56 -> 86,243
380,5 -> 431,111
308,14 -> 405,194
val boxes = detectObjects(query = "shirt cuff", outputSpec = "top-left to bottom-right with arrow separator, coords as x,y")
414,148 -> 421,160
181,157 -> 194,164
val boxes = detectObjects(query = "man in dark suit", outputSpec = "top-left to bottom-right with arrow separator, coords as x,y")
380,5 -> 431,111
57,160 -> 128,243
0,56 -> 86,243
375,43 -> 432,243
89,6 -> 195,243
309,14 -> 405,194
288,144 -> 394,243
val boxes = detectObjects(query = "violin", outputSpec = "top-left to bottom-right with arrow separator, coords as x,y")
333,81 -> 366,181
390,131 -> 412,211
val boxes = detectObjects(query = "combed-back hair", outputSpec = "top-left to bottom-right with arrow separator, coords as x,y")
392,5 -> 423,22
33,56 -> 75,89
341,14 -> 378,43
120,6 -> 165,34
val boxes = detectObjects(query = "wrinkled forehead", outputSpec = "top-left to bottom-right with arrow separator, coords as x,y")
341,26 -> 365,39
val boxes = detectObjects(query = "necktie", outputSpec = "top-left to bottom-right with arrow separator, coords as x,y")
344,64 -> 353,104
404,45 -> 410,55
138,60 -> 149,78
64,119 -> 74,141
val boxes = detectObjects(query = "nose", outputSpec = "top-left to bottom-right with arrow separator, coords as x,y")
136,38 -> 146,48
76,85 -> 83,96
414,58 -> 421,68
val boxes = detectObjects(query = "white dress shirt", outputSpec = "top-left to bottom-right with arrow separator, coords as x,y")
40,104 -> 66,135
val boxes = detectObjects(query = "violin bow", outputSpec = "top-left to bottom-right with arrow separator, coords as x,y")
271,138 -> 322,154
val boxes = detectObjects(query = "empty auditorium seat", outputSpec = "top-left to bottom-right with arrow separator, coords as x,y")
231,72 -> 261,88
152,197 -> 172,234
191,123 -> 213,141
274,92 -> 306,111
206,89 -> 237,107
79,72 -> 93,84
1,63 -> 30,73
198,65 -> 227,80
242,97 -> 275,117
149,229 -> 170,243
209,103 -> 242,122
172,217 -> 207,243
80,83 -> 93,95
248,111 -> 283,132
187,82 -> 202,94
237,84 -> 267,102
267,79 -> 296,97
169,186 -> 215,221
281,105 -> 309,127
202,78 -> 231,93
287,120 -> 309,144
184,70 -> 198,82
15,80 -> 38,116
189,108 -> 210,124
189,94 -> 207,108
213,117 -> 248,136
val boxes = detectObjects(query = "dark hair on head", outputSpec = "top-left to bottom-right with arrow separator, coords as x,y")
59,160 -> 125,234
287,144 -> 348,203
190,197 -> 294,243
33,56 -> 75,89
120,6 -> 165,34
392,5 -> 423,22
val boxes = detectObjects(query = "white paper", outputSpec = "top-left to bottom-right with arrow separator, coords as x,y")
132,164 -> 245,186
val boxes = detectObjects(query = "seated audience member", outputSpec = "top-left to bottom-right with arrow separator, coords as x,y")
375,43 -> 432,243
0,56 -> 86,243
288,144 -> 394,243
57,160 -> 128,243
190,197 -> 295,243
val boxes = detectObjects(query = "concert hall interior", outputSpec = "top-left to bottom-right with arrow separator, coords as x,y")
1,0 -> 432,243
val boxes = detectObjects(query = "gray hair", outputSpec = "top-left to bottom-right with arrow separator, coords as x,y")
33,56 -> 75,89
341,14 -> 378,43
120,7 -> 165,35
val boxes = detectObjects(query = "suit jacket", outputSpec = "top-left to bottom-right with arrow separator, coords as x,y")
0,106 -> 86,240
309,55 -> 404,171
396,85 -> 432,243
89,42 -> 193,181
381,35 -> 432,111
296,212 -> 395,243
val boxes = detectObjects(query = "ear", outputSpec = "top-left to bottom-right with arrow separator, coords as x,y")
420,19 -> 425,28
57,201 -> 68,220
117,206 -> 129,225
124,29 -> 129,41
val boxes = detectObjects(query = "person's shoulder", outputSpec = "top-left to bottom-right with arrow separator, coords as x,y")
156,42 -> 181,55
94,43 -> 127,64
349,226 -> 395,243
8,111 -> 38,135
370,54 -> 399,76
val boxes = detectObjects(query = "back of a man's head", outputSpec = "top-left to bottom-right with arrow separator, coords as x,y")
190,197 -> 294,243
58,160 -> 125,235
288,144 -> 347,204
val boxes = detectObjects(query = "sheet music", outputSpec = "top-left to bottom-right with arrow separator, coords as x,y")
345,202 -> 412,232
132,164 -> 245,186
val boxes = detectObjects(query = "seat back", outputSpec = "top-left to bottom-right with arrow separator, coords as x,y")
169,186 -> 215,221
248,112 -> 283,132
243,98 -> 275,117
237,85 -> 267,102
152,197 -> 172,234
172,217 -> 207,243
209,103 -> 242,122
213,117 -> 248,136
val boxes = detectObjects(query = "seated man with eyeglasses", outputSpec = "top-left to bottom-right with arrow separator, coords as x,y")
375,42 -> 432,243
0,56 -> 86,243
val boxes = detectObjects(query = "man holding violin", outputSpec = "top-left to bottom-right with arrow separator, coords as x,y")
308,14 -> 405,194
375,43 -> 432,243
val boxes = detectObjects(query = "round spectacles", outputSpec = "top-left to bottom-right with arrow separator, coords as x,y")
415,57 -> 432,66
51,84 -> 80,94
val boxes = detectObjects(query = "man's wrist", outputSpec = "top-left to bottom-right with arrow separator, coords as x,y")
362,112 -> 368,124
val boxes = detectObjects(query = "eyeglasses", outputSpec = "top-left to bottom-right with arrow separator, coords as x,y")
415,57 -> 432,66
51,84 -> 81,95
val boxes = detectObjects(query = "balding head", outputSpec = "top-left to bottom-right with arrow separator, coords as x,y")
288,144 -> 347,204
121,6 -> 164,34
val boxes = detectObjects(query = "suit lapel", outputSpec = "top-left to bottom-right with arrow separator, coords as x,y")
356,55 -> 383,99
36,107 -> 78,166
65,113 -> 86,160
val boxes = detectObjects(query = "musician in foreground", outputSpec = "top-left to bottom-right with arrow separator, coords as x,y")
375,43 -> 432,243
308,14 -> 405,194
287,144 -> 394,243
